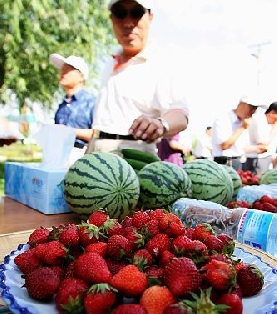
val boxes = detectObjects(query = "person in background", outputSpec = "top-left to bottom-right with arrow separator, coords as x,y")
86,0 -> 189,155
212,93 -> 267,171
157,133 -> 188,166
49,54 -> 95,164
193,126 -> 212,159
244,102 -> 277,174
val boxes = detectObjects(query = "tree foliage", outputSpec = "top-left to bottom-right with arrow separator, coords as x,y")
0,0 -> 115,110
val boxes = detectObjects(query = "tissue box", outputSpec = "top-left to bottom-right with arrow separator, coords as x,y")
4,162 -> 70,214
237,183 -> 277,204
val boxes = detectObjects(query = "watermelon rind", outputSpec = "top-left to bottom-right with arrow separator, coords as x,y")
260,169 -> 277,185
138,161 -> 192,209
183,159 -> 233,206
221,164 -> 242,199
63,152 -> 140,220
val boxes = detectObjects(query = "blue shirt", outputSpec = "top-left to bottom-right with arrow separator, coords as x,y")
54,88 -> 95,147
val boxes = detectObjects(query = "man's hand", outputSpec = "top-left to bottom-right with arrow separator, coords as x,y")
128,115 -> 164,143
241,118 -> 252,129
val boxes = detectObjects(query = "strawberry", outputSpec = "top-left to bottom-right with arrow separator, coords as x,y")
184,240 -> 209,265
163,257 -> 202,297
140,285 -> 176,314
106,258 -> 127,275
143,219 -> 160,238
204,235 -> 224,253
216,233 -> 235,255
261,202 -> 277,213
132,248 -> 153,269
28,227 -> 50,247
14,247 -> 41,274
159,250 -> 175,268
83,283 -> 117,314
78,224 -> 101,247
163,303 -> 193,314
200,259 -> 236,290
85,241 -> 108,256
216,291 -> 243,314
59,224 -> 80,247
144,265 -> 164,281
25,266 -> 60,301
55,277 -> 89,313
106,234 -> 132,260
110,264 -> 148,297
74,252 -> 112,284
35,240 -> 66,266
145,233 -> 171,257
191,223 -> 215,241
88,210 -> 108,226
123,226 -> 145,250
113,303 -> 147,314
159,213 -> 185,237
131,210 -> 150,229
236,263 -> 264,297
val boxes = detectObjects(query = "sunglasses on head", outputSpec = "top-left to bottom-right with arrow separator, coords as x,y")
111,5 -> 149,20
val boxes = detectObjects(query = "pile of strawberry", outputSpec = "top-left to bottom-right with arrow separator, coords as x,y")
227,195 -> 277,213
13,209 -> 265,314
237,170 -> 259,185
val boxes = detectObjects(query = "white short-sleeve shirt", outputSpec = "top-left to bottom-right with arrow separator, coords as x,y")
92,43 -> 189,135
212,110 -> 248,157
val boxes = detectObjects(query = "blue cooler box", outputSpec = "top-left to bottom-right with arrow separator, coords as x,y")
4,162 -> 70,214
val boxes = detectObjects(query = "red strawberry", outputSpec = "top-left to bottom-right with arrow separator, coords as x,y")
74,252 -> 112,284
59,224 -> 80,247
236,263 -> 264,297
144,265 -> 164,281
216,292 -> 243,314
163,303 -> 195,314
28,227 -> 50,247
132,210 -> 150,229
83,283 -> 117,314
88,210 -> 108,226
163,257 -> 202,297
110,264 -> 148,297
78,224 -> 100,247
159,213 -> 185,237
143,219 -> 160,238
55,277 -> 89,313
113,303 -> 147,314
106,258 -> 127,275
123,226 -> 145,250
192,223 -> 215,241
204,235 -> 224,253
35,240 -> 66,266
145,233 -> 171,257
132,248 -> 153,269
106,234 -> 132,260
201,259 -> 236,290
85,241 -> 108,256
216,234 -> 235,255
140,285 -> 176,314
14,248 -> 41,274
25,266 -> 60,301
147,208 -> 166,221
159,250 -> 175,268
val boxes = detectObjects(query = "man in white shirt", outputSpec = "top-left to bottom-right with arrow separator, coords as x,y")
244,102 -> 277,174
194,126 -> 212,159
212,93 -> 267,170
86,0 -> 189,155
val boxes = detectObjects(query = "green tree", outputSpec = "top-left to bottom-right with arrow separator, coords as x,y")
0,0 -> 115,110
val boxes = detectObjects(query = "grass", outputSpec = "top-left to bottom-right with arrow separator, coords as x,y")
0,143 -> 42,196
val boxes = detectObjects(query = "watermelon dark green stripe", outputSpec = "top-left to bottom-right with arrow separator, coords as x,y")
183,159 -> 233,205
64,152 -> 140,220
138,161 -> 192,209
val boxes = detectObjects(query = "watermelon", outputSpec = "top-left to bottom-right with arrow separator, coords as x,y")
221,164 -> 243,199
138,161 -> 192,209
260,169 -> 277,185
183,159 -> 233,206
63,152 -> 140,220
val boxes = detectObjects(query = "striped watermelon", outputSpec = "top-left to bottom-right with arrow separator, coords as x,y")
183,159 -> 233,206
260,169 -> 277,185
221,164 -> 242,199
64,152 -> 140,220
138,161 -> 192,209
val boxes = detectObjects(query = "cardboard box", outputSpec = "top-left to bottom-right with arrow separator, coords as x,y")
4,162 -> 70,214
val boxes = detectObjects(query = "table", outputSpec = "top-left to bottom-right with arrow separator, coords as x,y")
0,197 -> 81,311
0,197 -> 81,262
